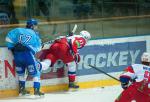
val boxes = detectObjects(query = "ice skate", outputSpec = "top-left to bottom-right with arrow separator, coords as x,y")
19,86 -> 30,96
33,88 -> 45,98
68,82 -> 79,91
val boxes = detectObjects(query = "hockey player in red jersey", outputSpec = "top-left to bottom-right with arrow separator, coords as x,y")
40,30 -> 91,89
115,52 -> 150,102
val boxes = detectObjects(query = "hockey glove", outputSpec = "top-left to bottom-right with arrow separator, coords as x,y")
121,82 -> 129,89
120,76 -> 131,89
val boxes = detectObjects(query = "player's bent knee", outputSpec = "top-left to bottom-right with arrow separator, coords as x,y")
41,59 -> 51,71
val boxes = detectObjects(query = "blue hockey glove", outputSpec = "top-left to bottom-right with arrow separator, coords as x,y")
120,76 -> 131,89
121,82 -> 129,89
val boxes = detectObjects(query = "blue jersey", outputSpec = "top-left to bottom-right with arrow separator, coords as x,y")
6,28 -> 42,54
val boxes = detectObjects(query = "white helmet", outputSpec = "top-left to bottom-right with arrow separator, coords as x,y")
141,52 -> 150,62
80,30 -> 91,41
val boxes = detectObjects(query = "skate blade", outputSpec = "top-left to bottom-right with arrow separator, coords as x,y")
18,94 -> 32,99
68,88 -> 79,92
19,93 -> 31,96
33,94 -> 45,99
18,94 -> 44,99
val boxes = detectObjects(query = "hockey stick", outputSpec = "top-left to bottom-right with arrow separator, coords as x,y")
70,24 -> 77,35
88,64 -> 120,82
42,24 -> 78,46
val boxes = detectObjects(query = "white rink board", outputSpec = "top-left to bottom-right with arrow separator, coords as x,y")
0,35 -> 150,90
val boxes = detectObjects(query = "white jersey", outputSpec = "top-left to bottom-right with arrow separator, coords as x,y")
121,64 -> 150,82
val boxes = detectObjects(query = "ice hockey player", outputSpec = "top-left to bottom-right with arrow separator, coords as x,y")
115,52 -> 150,102
5,19 -> 44,96
40,30 -> 91,89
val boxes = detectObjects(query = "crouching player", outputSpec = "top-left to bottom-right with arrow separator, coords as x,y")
5,19 -> 44,96
40,31 -> 91,89
115,52 -> 150,102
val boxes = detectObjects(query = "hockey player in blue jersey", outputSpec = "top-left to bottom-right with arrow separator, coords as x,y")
5,19 -> 44,96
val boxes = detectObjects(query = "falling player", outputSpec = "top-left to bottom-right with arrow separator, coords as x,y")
40,30 -> 91,89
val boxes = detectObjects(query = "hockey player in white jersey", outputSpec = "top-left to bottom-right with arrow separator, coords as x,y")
5,19 -> 44,96
115,52 -> 150,102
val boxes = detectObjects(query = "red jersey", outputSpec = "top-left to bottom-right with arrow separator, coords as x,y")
42,35 -> 86,65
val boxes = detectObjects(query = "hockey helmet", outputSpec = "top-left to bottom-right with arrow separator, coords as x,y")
141,52 -> 150,62
80,30 -> 91,41
26,19 -> 38,29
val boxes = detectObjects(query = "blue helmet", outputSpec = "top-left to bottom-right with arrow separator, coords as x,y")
26,19 -> 38,29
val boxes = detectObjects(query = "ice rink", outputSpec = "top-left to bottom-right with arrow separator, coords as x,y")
0,85 -> 122,102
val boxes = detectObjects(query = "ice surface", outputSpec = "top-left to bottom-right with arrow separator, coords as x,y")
0,85 -> 122,102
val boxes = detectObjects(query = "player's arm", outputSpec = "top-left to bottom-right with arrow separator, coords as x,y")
71,40 -> 82,63
5,31 -> 16,50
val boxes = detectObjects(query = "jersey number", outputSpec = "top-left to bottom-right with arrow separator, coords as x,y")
19,34 -> 32,44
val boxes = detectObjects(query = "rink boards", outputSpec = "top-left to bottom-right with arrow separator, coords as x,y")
0,35 -> 150,98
